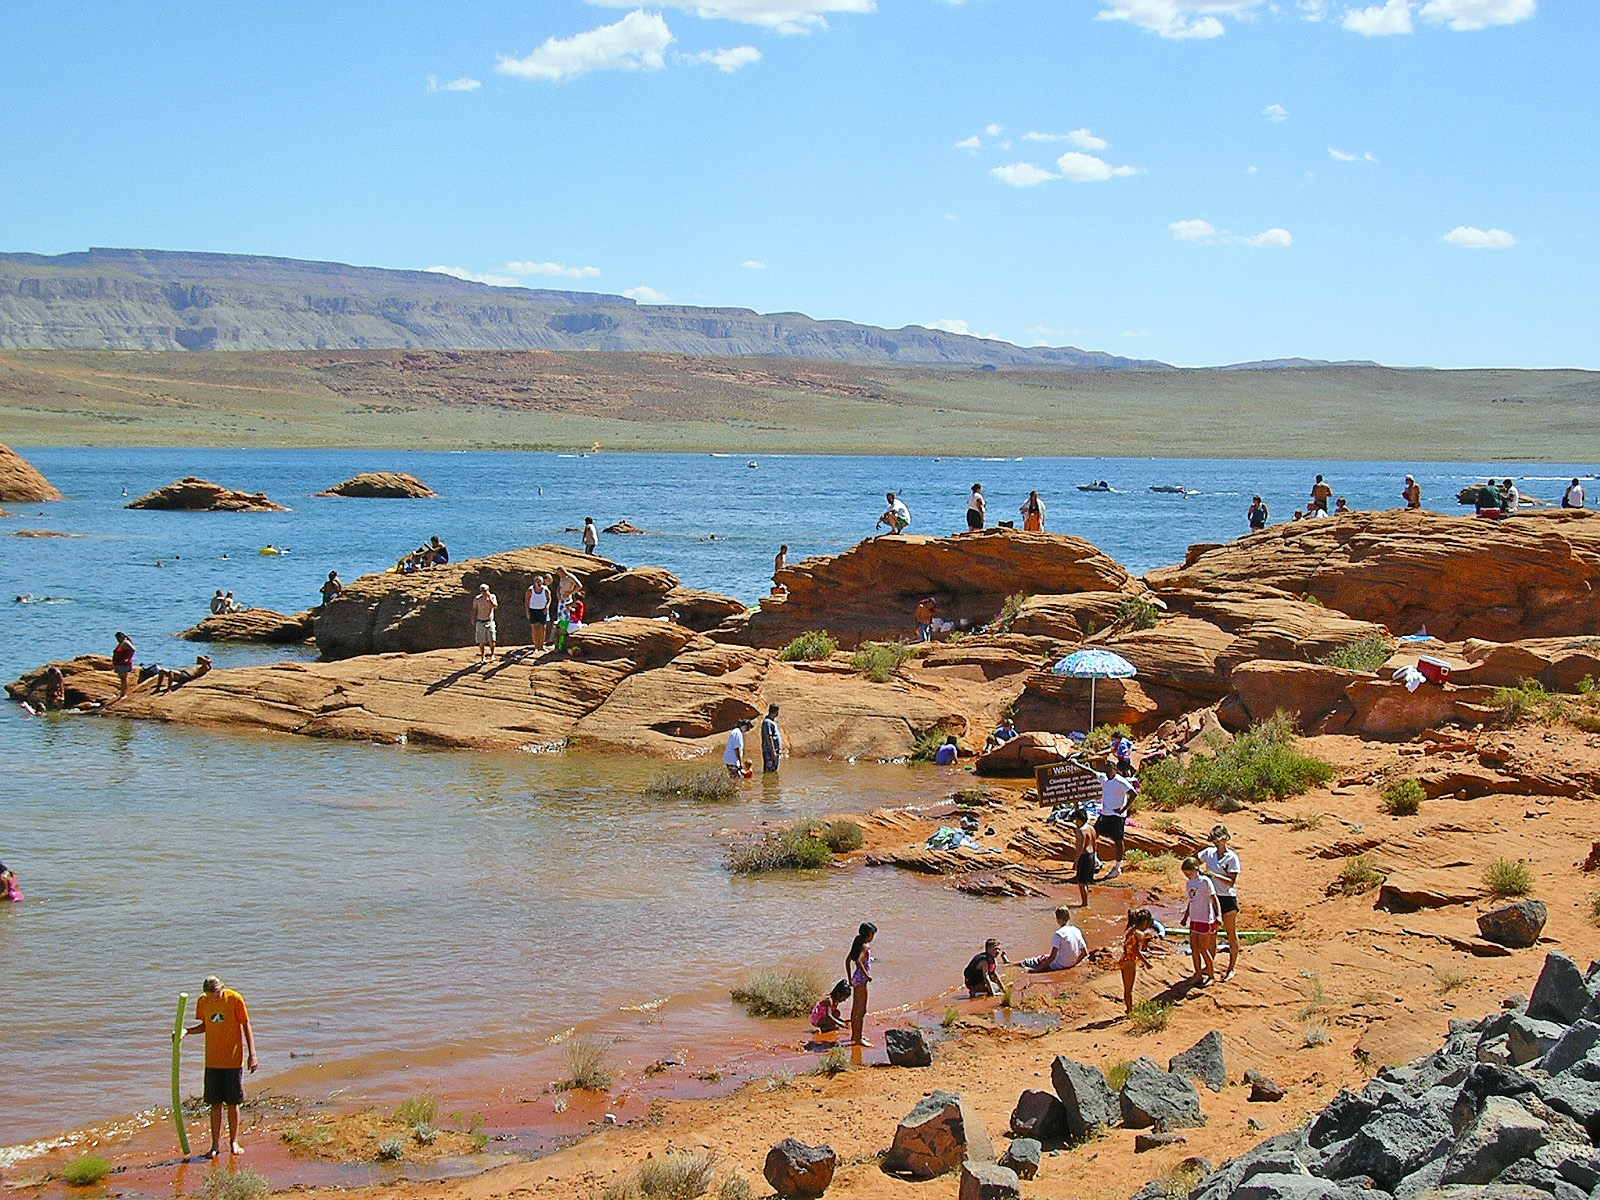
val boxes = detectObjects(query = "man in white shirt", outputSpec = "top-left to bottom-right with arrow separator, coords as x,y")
1024,906 -> 1088,972
1502,479 -> 1520,514
876,492 -> 911,534
723,719 -> 752,779
1095,763 -> 1138,880
1564,479 -> 1586,509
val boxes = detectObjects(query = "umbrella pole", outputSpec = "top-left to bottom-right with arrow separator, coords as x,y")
1089,677 -> 1097,730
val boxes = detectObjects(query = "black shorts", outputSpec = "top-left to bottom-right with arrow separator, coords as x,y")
1095,812 -> 1126,842
203,1066 -> 244,1106
1218,895 -> 1239,915
966,509 -> 983,530
1075,851 -> 1099,884
528,608 -> 547,625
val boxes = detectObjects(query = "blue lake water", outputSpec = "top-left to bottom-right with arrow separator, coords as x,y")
1,449 -> 1593,1148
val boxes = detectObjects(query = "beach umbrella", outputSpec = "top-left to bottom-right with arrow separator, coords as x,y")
1052,648 -> 1137,729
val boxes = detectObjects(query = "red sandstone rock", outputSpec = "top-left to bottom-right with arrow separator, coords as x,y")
179,609 -> 316,643
126,476 -> 287,512
1230,660 -> 1372,732
0,444 -> 63,502
317,471 -> 435,498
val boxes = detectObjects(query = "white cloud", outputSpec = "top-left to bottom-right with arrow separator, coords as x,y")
1170,220 -> 1292,247
927,318 -> 970,334
1246,164 -> 1259,173
1093,0 -> 1264,39
497,11 -> 674,82
690,45 -> 762,71
954,135 -> 982,150
1055,150 -> 1141,181
1263,103 -> 1289,122
426,266 -> 522,288
1023,129 -> 1110,149
1300,0 -> 1329,19
1170,219 -> 1222,243
1328,147 -> 1357,161
991,162 -> 1058,187
427,76 -> 482,92
740,260 -> 767,269
1342,0 -> 1415,35
624,285 -> 671,302
506,261 -> 602,278
1442,225 -> 1515,249
1245,227 -> 1293,247
590,0 -> 875,34
984,123 -> 1004,136
1419,0 -> 1534,30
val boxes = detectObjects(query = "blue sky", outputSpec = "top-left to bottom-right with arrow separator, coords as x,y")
1,0 -> 1591,367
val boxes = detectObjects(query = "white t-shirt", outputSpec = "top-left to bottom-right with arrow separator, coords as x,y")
1100,775 -> 1136,817
1185,875 -> 1219,925
968,490 -> 985,515
1565,483 -> 1585,508
1052,923 -> 1087,966
723,727 -> 745,765
1199,846 -> 1240,898
891,498 -> 911,523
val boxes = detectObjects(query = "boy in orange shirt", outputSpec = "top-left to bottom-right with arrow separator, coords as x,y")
183,975 -> 258,1158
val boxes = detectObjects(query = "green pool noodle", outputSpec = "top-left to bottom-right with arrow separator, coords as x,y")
172,992 -> 190,1155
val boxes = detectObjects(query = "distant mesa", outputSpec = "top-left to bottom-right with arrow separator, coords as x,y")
318,472 -> 436,499
126,476 -> 288,512
0,443 -> 64,503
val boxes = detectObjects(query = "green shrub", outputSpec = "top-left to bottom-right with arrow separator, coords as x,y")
1494,678 -> 1600,732
375,1137 -> 405,1162
850,640 -> 913,682
394,1094 -> 437,1129
815,819 -> 864,853
602,1152 -> 718,1200
1129,1000 -> 1171,1033
62,1156 -> 111,1187
1116,595 -> 1160,631
992,592 -> 1028,634
1337,853 -> 1384,893
727,823 -> 834,873
644,764 -> 738,803
942,1006 -> 960,1028
1301,1024 -> 1332,1048
1084,722 -> 1134,752
811,1047 -> 850,1077
1103,1060 -> 1136,1090
1484,857 -> 1534,897
953,785 -> 991,807
203,1168 -> 271,1200
1318,635 -> 1396,672
1123,850 -> 1177,878
731,966 -> 825,1018
1138,712 -> 1332,812
1381,778 -> 1426,816
716,1177 -> 753,1200
778,631 -> 838,662
1590,894 -> 1600,924
910,725 -> 958,763
561,1034 -> 613,1092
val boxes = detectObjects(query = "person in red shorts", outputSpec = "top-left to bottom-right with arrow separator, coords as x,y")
182,975 -> 258,1158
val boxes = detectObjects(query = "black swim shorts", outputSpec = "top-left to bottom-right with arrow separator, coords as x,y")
1218,895 -> 1239,915
528,608 -> 548,625
966,509 -> 983,530
203,1066 -> 244,1106
1095,812 -> 1126,842
1074,851 -> 1100,884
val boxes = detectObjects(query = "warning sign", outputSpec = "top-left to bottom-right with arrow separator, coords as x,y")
1035,762 -> 1103,808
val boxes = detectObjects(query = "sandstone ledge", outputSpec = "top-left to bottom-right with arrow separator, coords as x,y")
126,476 -> 288,512
0,443 -> 63,502
317,471 -> 435,499
179,609 -> 316,643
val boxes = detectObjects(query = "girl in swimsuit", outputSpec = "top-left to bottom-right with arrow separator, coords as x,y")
1119,908 -> 1156,1015
846,922 -> 877,1047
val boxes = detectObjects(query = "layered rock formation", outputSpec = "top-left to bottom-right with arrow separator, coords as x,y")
179,609 -> 316,643
0,443 -> 62,502
317,472 -> 435,499
1149,509 -> 1600,641
314,547 -> 746,658
125,476 -> 288,512
721,529 -> 1142,650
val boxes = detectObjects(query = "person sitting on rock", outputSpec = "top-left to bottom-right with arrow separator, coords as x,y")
1475,478 -> 1503,517
934,735 -> 959,766
1563,478 -> 1586,509
1334,497 -> 1351,515
985,717 -> 1019,751
963,939 -> 1008,998
153,655 -> 213,694
1024,906 -> 1087,973
914,597 -> 938,642
427,535 -> 449,567
810,980 -> 851,1034
210,590 -> 227,615
320,571 -> 344,607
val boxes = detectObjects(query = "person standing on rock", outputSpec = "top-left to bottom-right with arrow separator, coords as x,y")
180,974 -> 257,1159
1402,476 -> 1422,510
966,483 -> 986,531
1020,490 -> 1046,532
1118,908 -> 1156,1015
111,631 -> 136,703
1094,762 -> 1137,881
526,575 -> 551,651
760,704 -> 782,774
320,571 -> 344,608
773,544 -> 788,582
582,517 -> 598,555
845,922 -> 876,1047
1563,478 -> 1586,509
1200,824 -> 1242,982
471,583 -> 498,663
1309,475 -> 1332,515
1247,495 -> 1269,531
553,566 -> 578,618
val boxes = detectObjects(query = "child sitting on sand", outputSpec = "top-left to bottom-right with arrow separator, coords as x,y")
1119,907 -> 1156,1015
811,980 -> 851,1033
963,939 -> 1007,998
1182,856 -> 1222,986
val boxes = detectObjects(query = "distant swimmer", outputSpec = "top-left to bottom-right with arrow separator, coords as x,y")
1247,495 -> 1269,531
0,859 -> 22,902
966,483 -> 986,531
1402,475 -> 1422,509
876,492 -> 911,534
